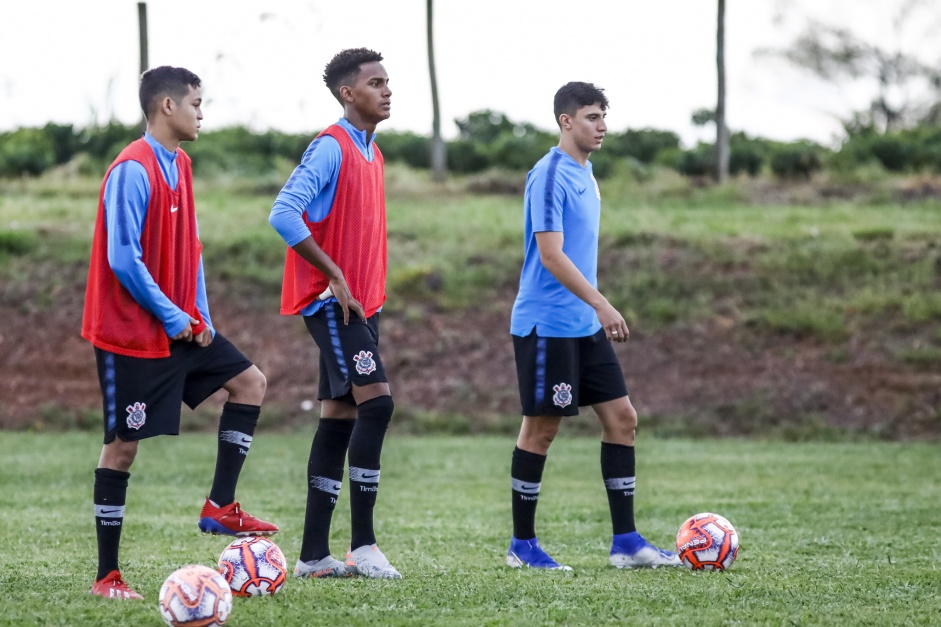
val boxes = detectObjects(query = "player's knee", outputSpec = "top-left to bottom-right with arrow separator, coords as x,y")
101,438 -> 138,471
610,406 -> 638,440
229,366 -> 266,404
358,394 -> 394,424
523,420 -> 559,452
623,405 -> 638,430
243,365 -> 266,393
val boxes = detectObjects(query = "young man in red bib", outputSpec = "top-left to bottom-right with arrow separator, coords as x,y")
83,66 -> 278,600
269,48 -> 400,579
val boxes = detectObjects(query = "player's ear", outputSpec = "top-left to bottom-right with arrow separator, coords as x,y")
558,113 -> 572,131
338,85 -> 354,103
160,96 -> 175,116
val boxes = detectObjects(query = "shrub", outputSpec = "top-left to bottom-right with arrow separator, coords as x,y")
675,144 -> 715,177
378,131 -> 430,169
769,142 -> 822,179
446,139 -> 489,174
604,128 -> 681,164
0,128 -> 56,177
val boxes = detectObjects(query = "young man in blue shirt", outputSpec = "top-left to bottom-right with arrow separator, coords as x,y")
507,82 -> 680,571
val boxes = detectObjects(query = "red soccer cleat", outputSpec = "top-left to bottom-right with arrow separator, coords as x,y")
197,498 -> 279,536
90,570 -> 143,600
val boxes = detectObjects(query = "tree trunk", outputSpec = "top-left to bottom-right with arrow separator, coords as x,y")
137,2 -> 149,132
427,0 -> 447,182
716,0 -> 730,183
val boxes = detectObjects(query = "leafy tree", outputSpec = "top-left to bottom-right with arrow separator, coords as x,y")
0,128 -> 56,176
455,110 -> 516,143
603,128 -> 680,164
761,4 -> 941,133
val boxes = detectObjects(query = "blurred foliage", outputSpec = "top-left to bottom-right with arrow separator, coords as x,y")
2,108 -> 941,182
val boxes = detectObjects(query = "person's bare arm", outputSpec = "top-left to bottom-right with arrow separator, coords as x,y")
535,231 -> 629,342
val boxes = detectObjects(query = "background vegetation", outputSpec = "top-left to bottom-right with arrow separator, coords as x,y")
2,158 -> 940,440
3,111 -> 941,183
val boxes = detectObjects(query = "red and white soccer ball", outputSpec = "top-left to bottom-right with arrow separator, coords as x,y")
158,564 -> 233,627
217,536 -> 287,597
676,512 -> 739,571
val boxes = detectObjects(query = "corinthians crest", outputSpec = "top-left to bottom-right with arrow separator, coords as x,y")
126,401 -> 147,430
353,350 -> 377,375
552,383 -> 573,408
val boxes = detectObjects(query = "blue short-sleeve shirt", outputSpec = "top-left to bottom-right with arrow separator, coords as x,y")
511,147 -> 603,338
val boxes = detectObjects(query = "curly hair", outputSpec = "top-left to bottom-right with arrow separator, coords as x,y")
323,48 -> 384,103
139,66 -> 201,119
553,82 -> 608,128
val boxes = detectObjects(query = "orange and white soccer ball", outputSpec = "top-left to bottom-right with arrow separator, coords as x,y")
676,512 -> 739,571
218,536 -> 287,597
158,564 -> 233,627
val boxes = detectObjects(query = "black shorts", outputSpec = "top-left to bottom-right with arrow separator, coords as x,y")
94,332 -> 253,444
304,303 -> 387,403
513,327 -> 629,417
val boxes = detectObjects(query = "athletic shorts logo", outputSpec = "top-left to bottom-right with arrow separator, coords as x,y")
353,350 -> 377,375
170,205 -> 179,213
552,383 -> 573,408
125,402 -> 147,430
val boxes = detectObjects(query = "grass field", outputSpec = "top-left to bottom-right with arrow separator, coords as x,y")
1,432 -> 939,626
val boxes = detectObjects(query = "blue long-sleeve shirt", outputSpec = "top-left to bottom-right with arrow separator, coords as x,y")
269,118 -> 378,316
104,133 -> 213,338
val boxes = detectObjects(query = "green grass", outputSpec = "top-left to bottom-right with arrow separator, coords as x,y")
1,432 -> 939,626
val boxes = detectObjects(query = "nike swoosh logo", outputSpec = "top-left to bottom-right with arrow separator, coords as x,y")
99,508 -> 121,515
170,205 -> 179,213
239,437 -> 252,445
333,484 -> 342,491
520,484 -> 538,491
361,473 -> 379,479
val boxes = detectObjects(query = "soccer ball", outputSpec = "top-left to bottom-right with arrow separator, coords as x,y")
158,564 -> 233,627
217,536 -> 287,597
676,512 -> 739,571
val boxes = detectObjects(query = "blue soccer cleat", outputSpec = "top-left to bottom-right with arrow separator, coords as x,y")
609,531 -> 682,569
506,536 -> 573,571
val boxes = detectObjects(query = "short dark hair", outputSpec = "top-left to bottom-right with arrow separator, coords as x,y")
323,48 -> 384,103
553,82 -> 608,128
139,66 -> 201,119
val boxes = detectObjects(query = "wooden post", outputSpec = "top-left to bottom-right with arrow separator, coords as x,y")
138,2 -> 148,131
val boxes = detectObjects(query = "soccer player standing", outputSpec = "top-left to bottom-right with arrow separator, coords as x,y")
83,66 -> 278,600
506,82 -> 680,571
269,48 -> 400,579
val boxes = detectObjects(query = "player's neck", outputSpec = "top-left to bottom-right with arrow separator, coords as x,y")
557,138 -> 591,167
342,113 -> 378,144
146,125 -> 182,153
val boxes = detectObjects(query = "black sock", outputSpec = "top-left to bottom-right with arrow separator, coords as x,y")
209,402 -> 260,506
348,396 -> 393,551
511,447 -> 546,540
601,442 -> 636,535
94,467 -> 130,580
300,418 -> 355,562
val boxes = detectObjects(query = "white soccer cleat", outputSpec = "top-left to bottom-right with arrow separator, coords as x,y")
346,544 -> 402,579
293,555 -> 351,578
